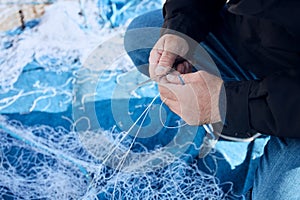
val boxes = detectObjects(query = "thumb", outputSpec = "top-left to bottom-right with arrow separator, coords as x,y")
166,71 -> 202,85
155,51 -> 177,76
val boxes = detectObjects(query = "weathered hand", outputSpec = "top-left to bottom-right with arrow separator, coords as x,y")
159,70 -> 224,125
149,34 -> 223,125
149,34 -> 191,80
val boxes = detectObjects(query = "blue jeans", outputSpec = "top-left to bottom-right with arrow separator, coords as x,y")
124,10 -> 300,199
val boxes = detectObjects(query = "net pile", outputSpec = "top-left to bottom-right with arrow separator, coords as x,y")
0,116 -> 228,199
0,0 -> 163,93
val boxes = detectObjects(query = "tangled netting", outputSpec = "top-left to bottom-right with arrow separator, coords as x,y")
0,1 -> 238,199
0,115 -> 231,199
0,0 -> 162,93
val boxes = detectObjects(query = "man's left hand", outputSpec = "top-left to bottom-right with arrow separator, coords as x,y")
159,70 -> 224,125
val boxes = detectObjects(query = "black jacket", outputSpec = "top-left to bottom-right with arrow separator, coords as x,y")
161,0 -> 300,138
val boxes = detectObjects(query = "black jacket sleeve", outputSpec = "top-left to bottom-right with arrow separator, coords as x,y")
223,68 -> 300,138
161,0 -> 226,42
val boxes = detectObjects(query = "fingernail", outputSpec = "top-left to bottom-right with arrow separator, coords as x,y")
184,61 -> 189,68
155,65 -> 168,75
166,74 -> 177,82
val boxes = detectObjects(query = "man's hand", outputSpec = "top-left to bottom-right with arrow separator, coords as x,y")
160,70 -> 223,125
149,34 -> 224,125
149,34 -> 191,79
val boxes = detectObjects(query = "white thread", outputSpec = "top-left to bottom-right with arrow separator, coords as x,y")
159,97 -> 187,129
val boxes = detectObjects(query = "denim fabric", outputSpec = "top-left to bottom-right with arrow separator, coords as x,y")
253,137 -> 300,200
124,9 -> 300,199
124,10 -> 163,76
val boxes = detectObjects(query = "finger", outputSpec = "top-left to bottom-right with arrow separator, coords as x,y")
149,48 -> 162,78
161,97 -> 181,117
177,61 -> 193,74
176,63 -> 186,74
163,95 -> 203,125
183,61 -> 193,74
155,50 -> 177,76
149,49 -> 161,65
159,84 -> 178,101
163,97 -> 200,125
166,71 -> 203,85
149,37 -> 165,78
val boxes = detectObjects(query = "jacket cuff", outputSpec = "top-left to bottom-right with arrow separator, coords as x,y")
221,81 -> 255,138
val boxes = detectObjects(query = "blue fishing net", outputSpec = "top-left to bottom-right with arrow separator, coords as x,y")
97,0 -> 163,27
0,1 -> 269,199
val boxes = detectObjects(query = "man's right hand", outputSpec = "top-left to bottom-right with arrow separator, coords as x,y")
148,34 -> 191,80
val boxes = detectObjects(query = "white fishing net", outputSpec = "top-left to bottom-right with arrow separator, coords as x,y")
0,115 -> 230,199
0,0 -> 158,93
0,31 -> 35,93
0,1 -> 238,199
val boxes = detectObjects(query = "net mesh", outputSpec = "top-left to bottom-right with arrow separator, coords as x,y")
0,1 -> 237,199
0,116 -> 230,199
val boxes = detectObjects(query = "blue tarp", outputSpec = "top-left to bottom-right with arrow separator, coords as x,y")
0,1 -> 269,199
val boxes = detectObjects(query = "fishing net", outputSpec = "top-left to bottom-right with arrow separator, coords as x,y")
0,0 -> 244,199
0,113 -> 231,199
